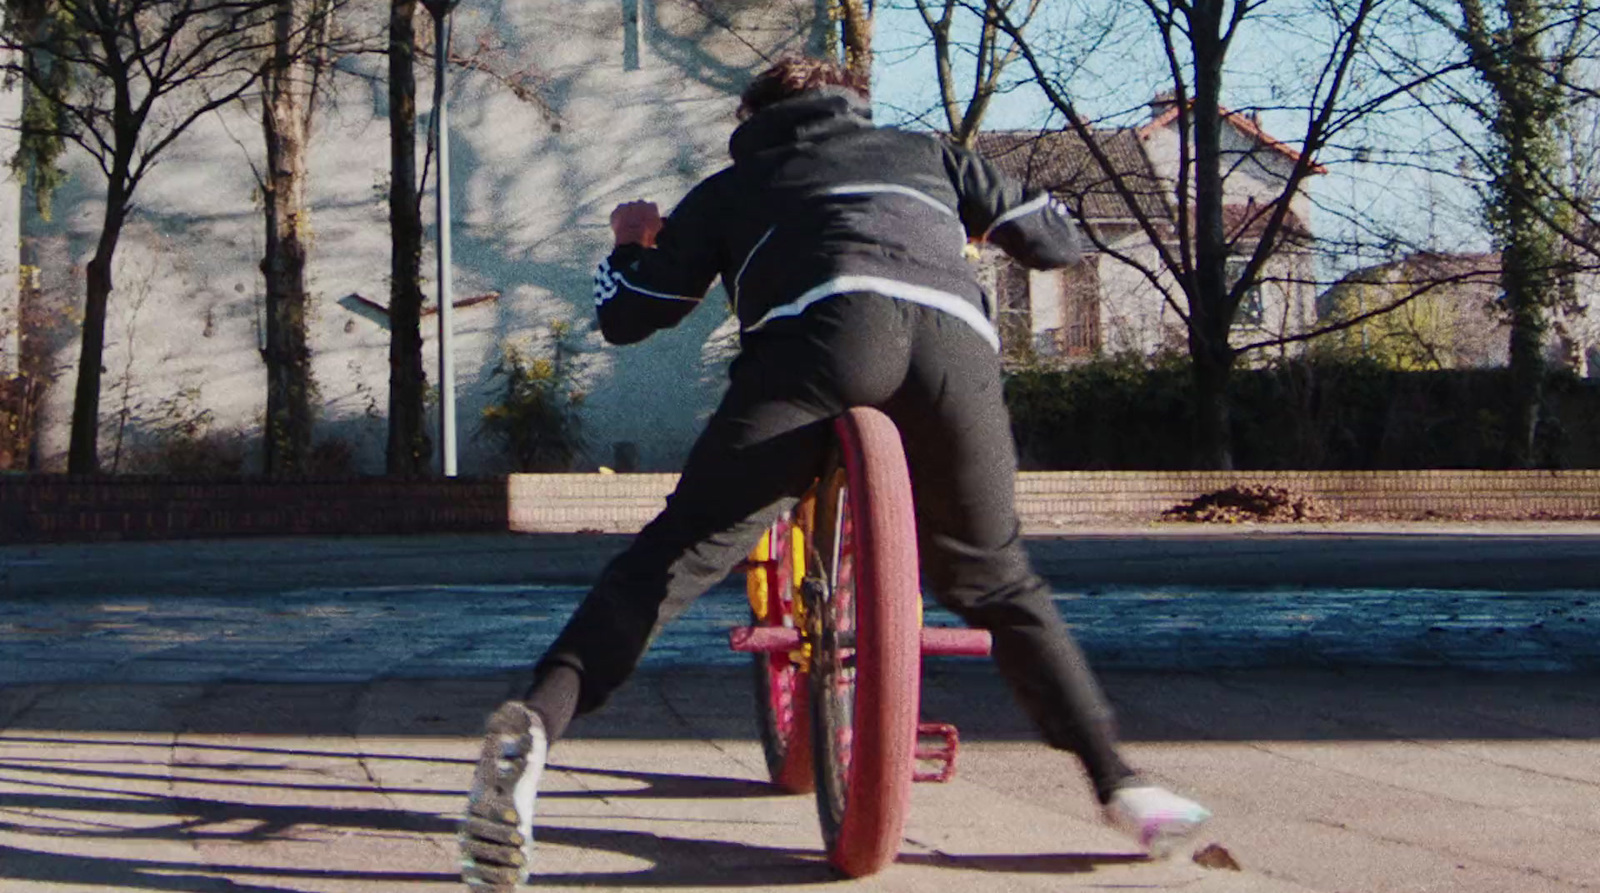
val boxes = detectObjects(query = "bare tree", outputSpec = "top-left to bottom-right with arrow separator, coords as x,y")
2,0 -> 274,473
385,0 -> 428,475
994,0 -> 1403,468
258,0 -> 341,475
899,0 -> 1050,145
1552,13 -> 1600,262
249,4 -> 552,478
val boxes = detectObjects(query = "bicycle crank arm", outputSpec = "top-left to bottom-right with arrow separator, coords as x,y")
728,626 -> 803,652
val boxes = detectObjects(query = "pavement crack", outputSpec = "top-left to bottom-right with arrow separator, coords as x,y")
350,680 -> 460,859
0,686 -> 50,730
1304,816 -> 1592,888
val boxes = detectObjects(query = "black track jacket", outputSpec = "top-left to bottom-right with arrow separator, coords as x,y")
592,88 -> 1082,351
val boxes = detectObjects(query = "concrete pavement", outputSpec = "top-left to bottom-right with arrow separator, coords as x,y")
2,528 -> 1599,892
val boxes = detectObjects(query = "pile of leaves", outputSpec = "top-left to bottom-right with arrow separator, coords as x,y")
1162,485 -> 1339,523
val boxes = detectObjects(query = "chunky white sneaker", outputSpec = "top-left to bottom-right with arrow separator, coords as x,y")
460,702 -> 548,890
1103,785 -> 1212,858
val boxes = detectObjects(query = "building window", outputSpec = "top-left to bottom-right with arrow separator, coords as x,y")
1055,258 -> 1100,358
1227,257 -> 1265,326
995,262 -> 1032,365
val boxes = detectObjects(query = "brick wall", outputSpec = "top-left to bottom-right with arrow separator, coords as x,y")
507,473 -> 678,534
509,470 -> 1600,533
1011,470 -> 1600,526
7,470 -> 1600,543
1,476 -> 508,542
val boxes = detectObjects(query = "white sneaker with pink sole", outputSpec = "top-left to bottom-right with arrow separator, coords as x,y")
1103,785 -> 1212,858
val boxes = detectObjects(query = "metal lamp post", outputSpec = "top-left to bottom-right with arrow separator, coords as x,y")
422,0 -> 460,477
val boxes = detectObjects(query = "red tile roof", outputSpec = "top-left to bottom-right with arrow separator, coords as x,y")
975,130 -> 1310,243
1141,103 -> 1329,175
973,130 -> 1172,222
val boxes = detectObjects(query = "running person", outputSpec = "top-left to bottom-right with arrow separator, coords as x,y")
459,55 -> 1210,890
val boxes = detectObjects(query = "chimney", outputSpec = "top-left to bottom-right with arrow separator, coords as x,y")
1149,88 -> 1178,120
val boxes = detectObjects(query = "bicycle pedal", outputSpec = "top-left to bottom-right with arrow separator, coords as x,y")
913,722 -> 961,783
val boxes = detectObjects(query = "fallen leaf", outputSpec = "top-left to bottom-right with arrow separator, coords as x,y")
1193,843 -> 1241,871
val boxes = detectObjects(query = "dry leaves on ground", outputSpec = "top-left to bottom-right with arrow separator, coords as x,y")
1162,485 -> 1337,523
1192,843 -> 1242,870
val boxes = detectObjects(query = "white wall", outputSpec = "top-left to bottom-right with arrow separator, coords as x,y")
0,33 -> 20,379
1138,114 -> 1320,357
26,0 -> 824,473
1093,227 -> 1183,356
1141,114 -> 1315,224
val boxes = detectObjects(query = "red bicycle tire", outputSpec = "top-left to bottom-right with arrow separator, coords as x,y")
811,407 -> 921,878
751,515 -> 814,794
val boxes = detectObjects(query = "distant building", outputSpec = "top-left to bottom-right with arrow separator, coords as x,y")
975,95 -> 1324,365
1318,252 -> 1600,375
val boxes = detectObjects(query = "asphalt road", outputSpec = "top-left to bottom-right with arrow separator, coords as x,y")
5,524 -> 1600,599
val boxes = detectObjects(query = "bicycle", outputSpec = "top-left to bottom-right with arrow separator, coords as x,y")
728,406 -> 992,878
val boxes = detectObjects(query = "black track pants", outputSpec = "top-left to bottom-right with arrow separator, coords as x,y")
531,292 -> 1136,799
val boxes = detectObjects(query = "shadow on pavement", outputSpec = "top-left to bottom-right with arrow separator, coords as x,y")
898,851 -> 1147,873
0,845 -> 324,893
0,746 -> 776,800
0,763 -> 844,889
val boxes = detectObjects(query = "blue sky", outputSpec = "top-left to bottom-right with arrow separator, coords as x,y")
863,2 -> 1493,270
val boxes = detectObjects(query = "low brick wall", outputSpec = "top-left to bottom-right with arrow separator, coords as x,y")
509,469 -> 1600,532
508,473 -> 679,534
1012,470 -> 1600,526
7,470 -> 1600,543
1,476 -> 508,542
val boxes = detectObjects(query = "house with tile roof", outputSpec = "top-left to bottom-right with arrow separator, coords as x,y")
974,94 -> 1324,364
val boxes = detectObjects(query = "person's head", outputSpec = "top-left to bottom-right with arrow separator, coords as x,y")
736,55 -> 868,121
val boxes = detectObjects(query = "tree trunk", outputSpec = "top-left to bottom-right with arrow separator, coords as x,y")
66,190 -> 128,474
1186,0 -> 1234,469
1497,7 -> 1555,468
837,0 -> 872,88
1504,268 -> 1545,467
1499,136 -> 1553,468
1187,315 -> 1235,470
1497,70 -> 1548,470
386,0 -> 430,476
261,0 -> 315,476
1457,0 -> 1561,467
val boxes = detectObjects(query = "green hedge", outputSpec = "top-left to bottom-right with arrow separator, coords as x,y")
1004,356 -> 1600,470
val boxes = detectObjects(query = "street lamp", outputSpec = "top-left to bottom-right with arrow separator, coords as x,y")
422,0 -> 460,477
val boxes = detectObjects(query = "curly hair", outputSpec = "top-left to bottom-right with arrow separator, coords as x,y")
737,55 -> 869,121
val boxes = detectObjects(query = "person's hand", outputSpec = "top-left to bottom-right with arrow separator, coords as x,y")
610,201 -> 663,247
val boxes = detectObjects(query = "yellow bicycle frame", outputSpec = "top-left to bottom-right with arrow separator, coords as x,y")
746,520 -> 808,622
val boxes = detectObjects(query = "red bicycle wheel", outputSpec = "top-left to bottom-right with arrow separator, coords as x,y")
750,512 -> 814,794
809,407 -> 921,878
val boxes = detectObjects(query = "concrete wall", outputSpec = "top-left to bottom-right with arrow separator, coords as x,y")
24,0 -> 825,475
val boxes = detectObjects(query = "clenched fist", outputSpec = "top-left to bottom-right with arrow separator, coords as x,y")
610,201 -> 663,247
